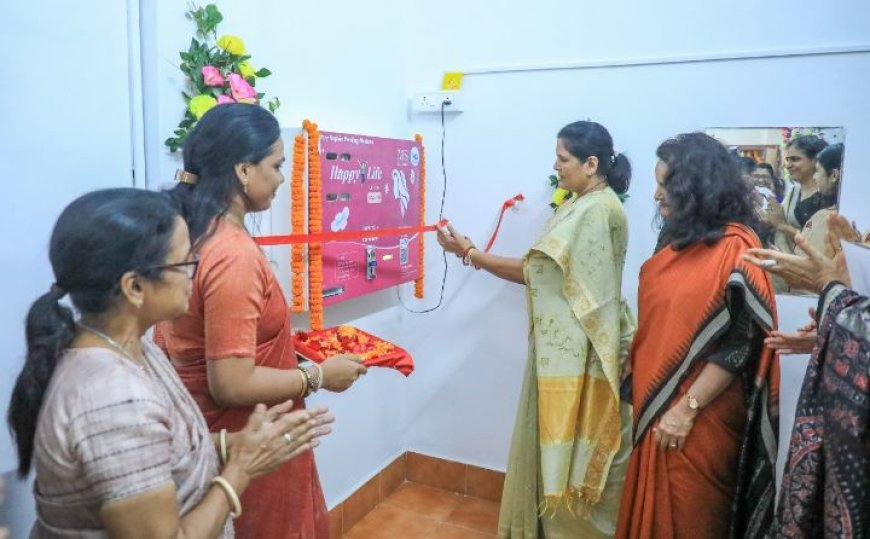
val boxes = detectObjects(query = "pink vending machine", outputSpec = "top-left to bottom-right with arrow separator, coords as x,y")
316,131 -> 423,306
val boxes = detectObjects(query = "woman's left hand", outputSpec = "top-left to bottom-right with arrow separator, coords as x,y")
653,403 -> 696,451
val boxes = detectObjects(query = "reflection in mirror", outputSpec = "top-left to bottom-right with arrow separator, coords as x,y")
706,127 -> 846,295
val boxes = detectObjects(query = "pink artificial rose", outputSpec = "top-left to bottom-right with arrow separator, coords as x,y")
228,73 -> 257,102
216,94 -> 236,105
201,65 -> 225,87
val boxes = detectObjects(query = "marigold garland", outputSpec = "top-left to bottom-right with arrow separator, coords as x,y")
290,134 -> 306,312
304,120 -> 324,329
414,134 -> 426,299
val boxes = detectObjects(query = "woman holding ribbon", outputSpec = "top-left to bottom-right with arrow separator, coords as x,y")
439,120 -> 635,538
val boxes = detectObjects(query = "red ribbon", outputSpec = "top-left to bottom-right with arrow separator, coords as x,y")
254,219 -> 449,246
254,192 -> 523,250
483,194 -> 524,253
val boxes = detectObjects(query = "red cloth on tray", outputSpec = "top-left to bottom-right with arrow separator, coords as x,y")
293,326 -> 414,376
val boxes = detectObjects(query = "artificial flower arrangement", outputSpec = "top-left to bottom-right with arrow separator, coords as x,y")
165,4 -> 280,152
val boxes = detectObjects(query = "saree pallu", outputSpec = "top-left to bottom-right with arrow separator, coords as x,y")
616,223 -> 779,539
773,283 -> 870,538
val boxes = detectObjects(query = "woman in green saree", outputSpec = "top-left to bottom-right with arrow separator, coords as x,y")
438,121 -> 635,538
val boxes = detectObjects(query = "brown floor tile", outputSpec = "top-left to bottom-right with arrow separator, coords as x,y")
382,483 -> 462,522
430,523 -> 495,538
379,454 -> 407,502
345,503 -> 441,539
407,452 -> 467,493
329,504 -> 342,539
465,466 -> 505,503
342,475 -> 381,533
445,497 -> 500,534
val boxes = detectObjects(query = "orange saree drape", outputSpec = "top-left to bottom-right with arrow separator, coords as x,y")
616,224 -> 780,539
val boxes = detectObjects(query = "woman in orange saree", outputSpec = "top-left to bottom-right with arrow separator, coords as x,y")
158,104 -> 367,539
616,133 -> 780,539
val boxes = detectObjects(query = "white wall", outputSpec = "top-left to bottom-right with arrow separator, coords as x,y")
0,1 -> 137,534
403,0 -> 870,473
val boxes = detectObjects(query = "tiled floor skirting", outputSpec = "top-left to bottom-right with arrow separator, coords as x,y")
330,452 -> 505,538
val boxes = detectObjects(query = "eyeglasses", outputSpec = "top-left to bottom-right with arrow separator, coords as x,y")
149,255 -> 200,278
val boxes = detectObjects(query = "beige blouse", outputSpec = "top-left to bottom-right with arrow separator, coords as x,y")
30,338 -> 232,538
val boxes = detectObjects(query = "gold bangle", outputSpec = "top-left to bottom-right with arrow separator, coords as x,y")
212,476 -> 242,518
219,429 -> 228,466
297,368 -> 310,398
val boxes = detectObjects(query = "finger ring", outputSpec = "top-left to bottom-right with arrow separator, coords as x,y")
669,442 -> 677,448
282,433 -> 293,444
759,259 -> 777,268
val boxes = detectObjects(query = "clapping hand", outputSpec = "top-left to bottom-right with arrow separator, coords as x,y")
765,308 -> 817,355
742,231 -> 850,293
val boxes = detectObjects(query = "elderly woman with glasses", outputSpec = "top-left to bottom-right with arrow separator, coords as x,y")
7,188 -> 333,537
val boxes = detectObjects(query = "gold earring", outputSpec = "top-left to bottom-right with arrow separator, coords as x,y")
243,179 -> 248,194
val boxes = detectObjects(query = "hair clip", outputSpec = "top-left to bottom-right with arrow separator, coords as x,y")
174,169 -> 199,185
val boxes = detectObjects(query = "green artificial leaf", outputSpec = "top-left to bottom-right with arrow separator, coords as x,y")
255,67 -> 271,77
256,92 -> 265,99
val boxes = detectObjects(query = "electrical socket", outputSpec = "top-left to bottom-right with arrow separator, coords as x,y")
410,92 -> 463,113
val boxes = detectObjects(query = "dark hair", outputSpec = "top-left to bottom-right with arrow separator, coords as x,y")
656,132 -> 759,250
166,103 -> 281,246
557,121 -> 631,194
817,142 -> 844,176
754,162 -> 775,178
786,134 -> 828,160
735,156 -> 757,177
755,162 -> 786,200
7,188 -> 179,477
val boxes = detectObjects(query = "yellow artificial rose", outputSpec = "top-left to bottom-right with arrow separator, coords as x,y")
217,35 -> 246,55
238,62 -> 256,79
188,94 -> 217,120
552,187 -> 572,206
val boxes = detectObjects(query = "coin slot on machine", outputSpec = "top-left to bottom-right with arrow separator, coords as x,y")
365,245 -> 377,281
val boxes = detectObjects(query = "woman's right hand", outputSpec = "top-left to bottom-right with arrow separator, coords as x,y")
226,401 -> 334,482
320,355 -> 367,392
762,198 -> 787,227
437,222 -> 474,258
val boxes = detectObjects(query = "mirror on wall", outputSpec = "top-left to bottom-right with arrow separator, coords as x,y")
706,127 -> 846,295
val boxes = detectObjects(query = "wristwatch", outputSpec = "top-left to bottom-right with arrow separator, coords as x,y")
686,394 -> 700,411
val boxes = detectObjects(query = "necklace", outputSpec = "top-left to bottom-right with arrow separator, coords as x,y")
78,322 -> 146,371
